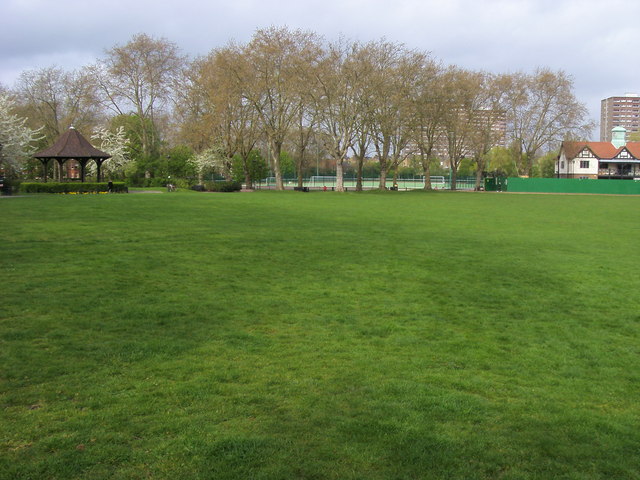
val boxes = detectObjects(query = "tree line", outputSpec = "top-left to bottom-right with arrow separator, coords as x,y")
0,27 -> 594,190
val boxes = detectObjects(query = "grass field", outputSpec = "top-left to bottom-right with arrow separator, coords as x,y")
1,190 -> 640,479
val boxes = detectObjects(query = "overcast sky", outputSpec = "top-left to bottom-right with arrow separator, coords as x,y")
2,0 -> 640,133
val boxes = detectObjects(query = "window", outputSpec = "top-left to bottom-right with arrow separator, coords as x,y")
560,161 -> 565,169
580,160 -> 590,169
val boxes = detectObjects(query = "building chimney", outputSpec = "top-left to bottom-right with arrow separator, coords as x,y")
612,126 -> 627,148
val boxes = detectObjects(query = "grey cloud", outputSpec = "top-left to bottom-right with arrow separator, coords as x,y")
3,0 -> 640,130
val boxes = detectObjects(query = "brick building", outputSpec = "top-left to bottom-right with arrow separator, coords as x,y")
600,94 -> 640,142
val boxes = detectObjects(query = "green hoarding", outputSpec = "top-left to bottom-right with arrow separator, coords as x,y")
503,178 -> 640,195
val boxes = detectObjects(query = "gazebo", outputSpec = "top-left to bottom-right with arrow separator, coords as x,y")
33,127 -> 111,182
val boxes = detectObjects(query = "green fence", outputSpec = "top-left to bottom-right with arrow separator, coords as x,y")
484,177 -> 507,192
257,176 -> 477,191
499,177 -> 640,195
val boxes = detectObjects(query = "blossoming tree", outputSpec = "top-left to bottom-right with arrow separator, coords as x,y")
0,93 -> 43,174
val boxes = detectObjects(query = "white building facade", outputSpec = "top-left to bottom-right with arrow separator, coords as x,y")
557,127 -> 640,180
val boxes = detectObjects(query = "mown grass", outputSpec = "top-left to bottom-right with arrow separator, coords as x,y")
1,190 -> 639,479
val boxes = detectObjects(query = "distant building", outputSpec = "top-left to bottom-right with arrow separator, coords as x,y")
557,127 -> 640,179
600,93 -> 640,142
405,108 -> 506,167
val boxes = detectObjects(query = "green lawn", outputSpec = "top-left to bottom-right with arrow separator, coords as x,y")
1,190 -> 639,479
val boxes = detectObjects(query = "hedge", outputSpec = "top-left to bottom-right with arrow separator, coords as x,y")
20,182 -> 128,194
204,180 -> 243,192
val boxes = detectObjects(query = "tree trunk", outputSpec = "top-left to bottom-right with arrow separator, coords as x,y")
297,162 -> 304,188
475,158 -> 484,191
525,153 -> 534,177
224,157 -> 234,181
336,159 -> 344,192
140,116 -> 151,159
356,156 -> 364,191
274,166 -> 284,190
450,166 -> 458,191
378,161 -> 388,189
421,153 -> 432,190
243,157 -> 253,190
271,141 -> 284,190
296,143 -> 307,188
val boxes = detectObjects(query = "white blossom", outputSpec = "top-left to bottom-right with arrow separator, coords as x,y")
0,93 -> 43,172
90,126 -> 131,177
192,146 -> 226,183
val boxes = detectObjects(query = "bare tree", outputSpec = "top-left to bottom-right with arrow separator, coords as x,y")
310,38 -> 361,192
239,27 -> 323,190
464,73 -> 508,190
14,66 -> 102,140
289,103 -> 316,188
411,61 -> 446,190
349,43 -> 375,191
193,45 -> 263,185
360,41 -> 426,189
173,57 -> 212,153
350,129 -> 371,191
366,40 -> 398,189
440,68 -> 488,190
503,68 -> 593,177
94,33 -> 186,159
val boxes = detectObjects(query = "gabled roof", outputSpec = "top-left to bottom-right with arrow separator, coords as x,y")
624,143 -> 640,158
33,127 -> 111,160
614,146 -> 632,157
562,141 -> 640,161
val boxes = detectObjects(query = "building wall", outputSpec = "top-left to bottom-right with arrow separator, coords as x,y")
600,94 -> 640,142
66,160 -> 80,179
556,150 -> 599,179
408,109 -> 507,162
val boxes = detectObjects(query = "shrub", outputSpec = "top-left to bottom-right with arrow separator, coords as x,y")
173,178 -> 195,189
19,182 -> 128,194
1,178 -> 19,195
205,181 -> 242,192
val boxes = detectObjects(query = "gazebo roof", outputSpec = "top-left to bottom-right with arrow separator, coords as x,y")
33,127 -> 111,160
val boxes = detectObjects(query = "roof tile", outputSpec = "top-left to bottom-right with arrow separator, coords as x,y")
33,128 -> 111,159
562,141 -> 640,160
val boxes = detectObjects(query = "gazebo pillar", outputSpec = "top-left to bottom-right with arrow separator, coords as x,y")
39,158 -> 50,183
95,159 -> 106,183
78,159 -> 90,183
55,159 -> 66,182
